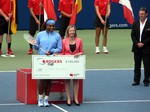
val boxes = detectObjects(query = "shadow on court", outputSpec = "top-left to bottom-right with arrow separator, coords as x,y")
0,70 -> 150,112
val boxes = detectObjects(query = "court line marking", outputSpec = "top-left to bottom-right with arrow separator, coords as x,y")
0,103 -> 25,106
84,99 -> 150,104
0,68 -> 140,73
86,68 -> 134,71
1,99 -> 150,106
51,103 -> 68,112
0,71 -> 16,72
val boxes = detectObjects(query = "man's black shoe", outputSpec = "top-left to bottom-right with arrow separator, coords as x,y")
132,82 -> 139,86
144,83 -> 149,87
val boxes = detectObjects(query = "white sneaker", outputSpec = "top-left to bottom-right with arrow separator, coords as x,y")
38,98 -> 44,107
43,99 -> 50,107
95,47 -> 100,54
103,47 -> 108,54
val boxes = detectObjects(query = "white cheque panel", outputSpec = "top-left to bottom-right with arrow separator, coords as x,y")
32,55 -> 86,79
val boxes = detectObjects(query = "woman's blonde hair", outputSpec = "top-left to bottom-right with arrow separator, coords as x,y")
66,25 -> 77,37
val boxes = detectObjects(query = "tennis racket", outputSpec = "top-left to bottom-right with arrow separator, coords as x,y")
23,34 -> 47,53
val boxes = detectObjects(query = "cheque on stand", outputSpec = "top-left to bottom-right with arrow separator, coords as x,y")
32,55 -> 86,79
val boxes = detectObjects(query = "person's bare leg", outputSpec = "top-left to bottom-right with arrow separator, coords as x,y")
6,34 -> 13,54
38,80 -> 45,107
44,80 -> 51,96
103,28 -> 108,47
6,34 -> 12,43
73,79 -> 79,104
65,80 -> 71,105
102,28 -> 109,53
0,35 -> 3,54
95,27 -> 101,54
38,80 -> 45,95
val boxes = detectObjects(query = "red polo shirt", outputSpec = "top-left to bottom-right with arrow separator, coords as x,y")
58,0 -> 73,15
28,0 -> 44,15
94,0 -> 110,16
0,0 -> 13,16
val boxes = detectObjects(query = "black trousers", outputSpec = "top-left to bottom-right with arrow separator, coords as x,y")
134,52 -> 150,83
59,16 -> 70,38
29,15 -> 44,36
0,16 -> 12,35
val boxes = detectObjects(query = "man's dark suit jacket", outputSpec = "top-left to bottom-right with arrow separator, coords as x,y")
131,19 -> 150,54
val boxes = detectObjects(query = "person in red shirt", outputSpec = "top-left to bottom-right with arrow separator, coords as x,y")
94,0 -> 111,54
0,0 -> 15,55
61,25 -> 84,106
58,0 -> 74,39
28,0 -> 44,54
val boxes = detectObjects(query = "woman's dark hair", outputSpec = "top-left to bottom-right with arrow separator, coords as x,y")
41,19 -> 55,31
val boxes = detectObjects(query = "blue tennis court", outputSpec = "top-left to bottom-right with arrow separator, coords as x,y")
0,69 -> 150,112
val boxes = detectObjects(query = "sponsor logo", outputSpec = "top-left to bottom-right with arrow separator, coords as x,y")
69,73 -> 80,77
109,24 -> 128,28
37,58 -> 62,66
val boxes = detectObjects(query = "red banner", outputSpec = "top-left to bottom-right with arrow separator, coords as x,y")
43,0 -> 57,21
112,0 -> 134,25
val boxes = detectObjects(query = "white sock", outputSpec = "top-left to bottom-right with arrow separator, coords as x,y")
96,47 -> 99,50
44,95 -> 49,100
103,46 -> 107,49
38,95 -> 43,99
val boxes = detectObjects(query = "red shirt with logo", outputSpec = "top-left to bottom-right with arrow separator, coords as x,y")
94,0 -> 110,16
28,0 -> 44,15
58,0 -> 73,15
0,0 -> 13,16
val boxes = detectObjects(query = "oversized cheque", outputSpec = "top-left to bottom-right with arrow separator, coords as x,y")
32,55 -> 86,79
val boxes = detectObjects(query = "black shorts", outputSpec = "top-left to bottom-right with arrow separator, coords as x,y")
94,15 -> 109,28
59,16 -> 70,37
29,15 -> 44,36
0,16 -> 12,35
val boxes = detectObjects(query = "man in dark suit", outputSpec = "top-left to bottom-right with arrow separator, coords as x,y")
131,7 -> 150,87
